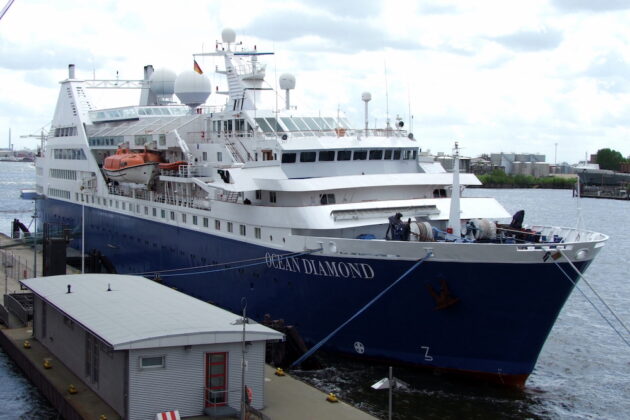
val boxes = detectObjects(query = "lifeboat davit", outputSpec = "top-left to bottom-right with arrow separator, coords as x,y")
158,161 -> 188,171
103,147 -> 162,185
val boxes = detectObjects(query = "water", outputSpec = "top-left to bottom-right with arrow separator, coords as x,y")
1,165 -> 628,419
293,189 -> 630,419
0,162 -> 37,237
0,162 -> 58,418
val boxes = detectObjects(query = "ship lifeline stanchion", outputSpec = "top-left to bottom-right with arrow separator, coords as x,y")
291,250 -> 433,368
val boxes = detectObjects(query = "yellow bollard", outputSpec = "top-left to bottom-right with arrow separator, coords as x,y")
68,384 -> 78,394
99,415 -> 107,420
275,367 -> 285,376
43,359 -> 52,369
23,340 -> 31,349
326,392 -> 338,403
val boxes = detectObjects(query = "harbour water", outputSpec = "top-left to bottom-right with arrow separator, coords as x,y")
1,162 -> 628,419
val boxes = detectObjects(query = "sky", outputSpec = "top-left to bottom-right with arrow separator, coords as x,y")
1,0 -> 629,164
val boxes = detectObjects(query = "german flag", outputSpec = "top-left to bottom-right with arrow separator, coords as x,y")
193,60 -> 203,74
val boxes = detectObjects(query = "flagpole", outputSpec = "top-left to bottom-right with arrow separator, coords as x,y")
388,366 -> 393,420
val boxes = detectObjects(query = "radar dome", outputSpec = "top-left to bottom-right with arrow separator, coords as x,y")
174,70 -> 211,108
279,73 -> 296,90
149,68 -> 177,96
362,92 -> 372,102
222,28 -> 236,44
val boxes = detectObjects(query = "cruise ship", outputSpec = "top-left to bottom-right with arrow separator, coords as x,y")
34,29 -> 607,386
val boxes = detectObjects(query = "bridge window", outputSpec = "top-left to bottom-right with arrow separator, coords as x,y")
281,153 -> 296,163
300,152 -> 316,162
369,150 -> 383,160
337,150 -> 351,161
384,150 -> 393,159
393,150 -> 402,160
353,150 -> 367,160
319,151 -> 335,161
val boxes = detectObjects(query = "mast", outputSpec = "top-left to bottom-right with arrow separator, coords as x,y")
448,142 -> 461,238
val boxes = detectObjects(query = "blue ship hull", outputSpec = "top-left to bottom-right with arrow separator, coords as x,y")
39,198 -> 589,385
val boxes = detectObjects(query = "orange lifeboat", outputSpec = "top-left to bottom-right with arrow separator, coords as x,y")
103,147 -> 163,185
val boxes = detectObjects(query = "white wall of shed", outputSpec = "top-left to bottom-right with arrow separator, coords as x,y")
127,341 -> 266,420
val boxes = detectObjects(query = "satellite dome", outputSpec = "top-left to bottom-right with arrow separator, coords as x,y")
174,70 -> 211,108
362,92 -> 372,102
149,68 -> 177,96
279,73 -> 296,90
222,28 -> 236,44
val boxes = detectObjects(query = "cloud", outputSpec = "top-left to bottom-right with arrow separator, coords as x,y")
299,0 -> 381,18
242,9 -> 424,52
489,27 -> 563,52
551,0 -> 630,12
584,52 -> 630,93
0,39 -> 104,72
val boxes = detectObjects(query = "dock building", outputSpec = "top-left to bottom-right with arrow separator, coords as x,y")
21,274 -> 283,420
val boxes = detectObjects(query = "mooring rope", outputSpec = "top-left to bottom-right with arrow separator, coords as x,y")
553,252 -> 630,348
132,249 -> 310,276
147,247 -> 322,278
557,249 -> 630,337
290,250 -> 434,368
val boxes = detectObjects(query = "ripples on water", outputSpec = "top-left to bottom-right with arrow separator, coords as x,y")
294,189 -> 630,419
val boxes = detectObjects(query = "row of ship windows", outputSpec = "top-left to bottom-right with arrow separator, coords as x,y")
52,126 -> 78,137
76,193 -> 264,240
281,149 -> 417,163
53,148 -> 87,160
50,168 -> 77,180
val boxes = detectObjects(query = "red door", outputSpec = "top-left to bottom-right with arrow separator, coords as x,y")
205,352 -> 228,407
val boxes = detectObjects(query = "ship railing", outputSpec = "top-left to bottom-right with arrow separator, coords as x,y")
528,225 -> 605,243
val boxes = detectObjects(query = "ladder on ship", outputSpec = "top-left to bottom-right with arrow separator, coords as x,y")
224,191 -> 239,203
225,142 -> 245,163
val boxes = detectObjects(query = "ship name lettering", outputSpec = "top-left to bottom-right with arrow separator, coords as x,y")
266,253 -> 374,279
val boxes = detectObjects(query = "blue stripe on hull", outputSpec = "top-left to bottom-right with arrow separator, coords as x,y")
39,199 -> 589,378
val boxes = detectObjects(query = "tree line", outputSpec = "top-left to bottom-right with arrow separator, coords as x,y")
477,170 -> 576,189
596,148 -> 628,171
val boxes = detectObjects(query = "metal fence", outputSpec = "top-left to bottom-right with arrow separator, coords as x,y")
1,249 -> 34,286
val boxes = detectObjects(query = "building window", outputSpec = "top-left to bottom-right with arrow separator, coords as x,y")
140,356 -> 165,369
206,352 -> 228,407
281,153 -> 296,163
319,151 -> 335,161
255,190 -> 262,200
203,151 -> 208,161
203,217 -> 209,228
217,152 -> 222,162
161,209 -> 166,218
255,227 -> 261,239
227,222 -> 233,233
170,211 -> 175,220
193,215 -> 198,225
215,220 -> 220,230
239,225 -> 246,236
182,214 -> 187,223
269,191 -> 276,203
152,208 -> 157,217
